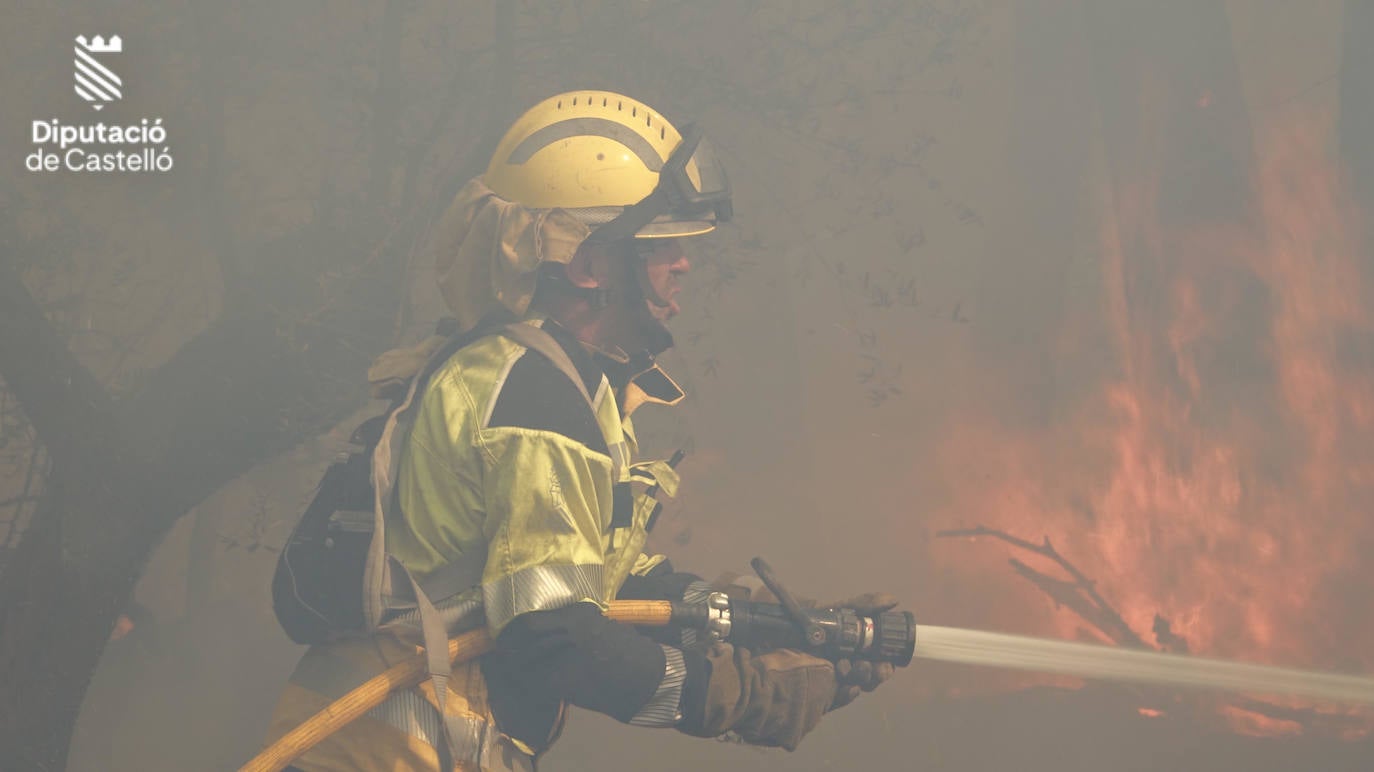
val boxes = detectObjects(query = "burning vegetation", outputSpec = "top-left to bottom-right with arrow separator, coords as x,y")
934,111 -> 1374,738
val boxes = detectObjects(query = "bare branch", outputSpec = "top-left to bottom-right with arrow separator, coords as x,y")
938,524 -> 1362,731
939,525 -> 1147,647
1007,557 -> 1146,648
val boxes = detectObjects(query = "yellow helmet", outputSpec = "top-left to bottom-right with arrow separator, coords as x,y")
484,90 -> 731,240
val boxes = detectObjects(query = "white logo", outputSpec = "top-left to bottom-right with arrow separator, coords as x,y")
25,34 -> 173,173
74,35 -> 122,111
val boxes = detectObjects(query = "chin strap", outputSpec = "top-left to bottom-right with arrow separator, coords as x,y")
537,243 -> 675,353
619,244 -> 676,355
535,262 -> 613,309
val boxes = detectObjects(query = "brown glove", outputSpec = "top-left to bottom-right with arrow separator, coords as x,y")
681,643 -> 837,751
698,579 -> 902,713
721,586 -> 902,709
823,593 -> 900,708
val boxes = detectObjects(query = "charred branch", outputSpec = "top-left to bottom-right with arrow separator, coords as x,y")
1152,613 -> 1191,654
937,524 -> 1364,735
1006,557 -> 1147,649
937,525 -> 1145,648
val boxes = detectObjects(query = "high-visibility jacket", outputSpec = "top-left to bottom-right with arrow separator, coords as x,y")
264,316 -> 686,771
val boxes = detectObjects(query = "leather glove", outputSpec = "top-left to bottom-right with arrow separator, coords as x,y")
703,576 -> 903,710
823,593 -> 900,708
714,582 -> 902,708
680,643 -> 836,751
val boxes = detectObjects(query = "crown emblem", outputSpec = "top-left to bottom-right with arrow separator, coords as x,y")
76,35 -> 123,53
73,35 -> 123,110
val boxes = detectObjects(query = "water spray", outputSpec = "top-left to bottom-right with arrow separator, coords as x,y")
700,559 -> 1374,705
243,557 -> 1374,772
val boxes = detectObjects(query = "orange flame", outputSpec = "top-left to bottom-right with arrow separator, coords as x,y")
931,111 -> 1374,736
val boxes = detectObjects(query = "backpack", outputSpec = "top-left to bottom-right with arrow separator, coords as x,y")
271,313 -> 597,645
268,313 -> 613,765
270,414 -> 384,644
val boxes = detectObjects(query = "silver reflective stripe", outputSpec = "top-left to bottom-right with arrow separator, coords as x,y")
679,580 -> 714,650
499,322 -> 593,407
367,689 -> 498,765
681,581 -> 713,604
629,645 -> 687,727
383,591 -> 484,635
592,376 -> 609,412
482,563 -> 605,632
368,689 -> 444,747
480,352 -> 521,429
608,440 -> 630,480
507,118 -> 665,171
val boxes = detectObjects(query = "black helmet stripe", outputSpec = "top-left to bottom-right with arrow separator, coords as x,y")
505,117 -> 664,172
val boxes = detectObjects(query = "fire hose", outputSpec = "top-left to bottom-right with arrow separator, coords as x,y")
241,558 -> 1374,771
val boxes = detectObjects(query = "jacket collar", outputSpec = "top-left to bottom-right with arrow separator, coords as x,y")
530,315 -> 686,415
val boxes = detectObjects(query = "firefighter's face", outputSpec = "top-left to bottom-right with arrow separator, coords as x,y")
635,238 -> 691,322
562,238 -> 690,354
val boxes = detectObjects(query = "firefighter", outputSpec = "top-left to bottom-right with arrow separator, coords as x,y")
265,90 -> 894,771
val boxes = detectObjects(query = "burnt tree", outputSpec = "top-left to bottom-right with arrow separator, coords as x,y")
1082,0 -> 1259,425
974,0 -> 1098,423
1340,0 -> 1374,212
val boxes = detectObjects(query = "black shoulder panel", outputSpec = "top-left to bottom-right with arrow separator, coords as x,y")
487,351 -> 609,455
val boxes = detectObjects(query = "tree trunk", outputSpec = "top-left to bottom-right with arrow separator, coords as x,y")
0,2 -> 517,762
1085,0 -> 1253,231
975,0 -> 1097,423
1340,0 -> 1374,212
1082,0 -> 1257,409
0,260 -> 379,768
365,0 -> 407,217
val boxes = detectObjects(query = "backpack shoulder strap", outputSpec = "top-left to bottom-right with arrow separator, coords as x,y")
364,315 -> 599,624
358,313 -> 510,764
362,314 -> 600,765
498,320 -> 596,409
363,314 -> 513,627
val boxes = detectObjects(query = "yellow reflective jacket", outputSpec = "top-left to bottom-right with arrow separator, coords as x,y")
265,316 -> 681,771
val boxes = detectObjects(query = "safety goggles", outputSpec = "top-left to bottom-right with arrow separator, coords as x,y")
586,123 -> 733,244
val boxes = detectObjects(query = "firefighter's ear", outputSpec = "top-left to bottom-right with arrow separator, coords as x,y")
565,242 -> 612,289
